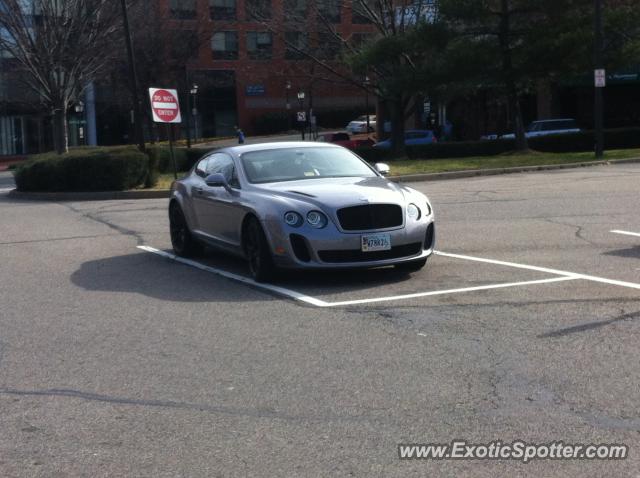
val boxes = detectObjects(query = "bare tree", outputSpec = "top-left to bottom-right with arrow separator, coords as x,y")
251,0 -> 440,155
0,0 -> 122,153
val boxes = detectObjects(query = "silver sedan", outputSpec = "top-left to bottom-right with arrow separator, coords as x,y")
169,142 -> 435,281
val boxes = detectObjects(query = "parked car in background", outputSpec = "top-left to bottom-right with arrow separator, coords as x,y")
373,130 -> 437,149
168,142 -> 435,281
346,115 -> 376,134
316,132 -> 374,150
500,119 -> 581,139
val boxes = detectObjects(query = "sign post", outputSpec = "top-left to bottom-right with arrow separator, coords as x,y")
149,88 -> 182,179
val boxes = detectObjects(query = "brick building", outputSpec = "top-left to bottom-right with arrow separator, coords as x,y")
159,0 -> 375,137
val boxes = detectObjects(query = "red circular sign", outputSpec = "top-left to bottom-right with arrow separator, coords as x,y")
151,89 -> 180,123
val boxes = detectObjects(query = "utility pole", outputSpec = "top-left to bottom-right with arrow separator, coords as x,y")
120,0 -> 145,152
594,0 -> 604,159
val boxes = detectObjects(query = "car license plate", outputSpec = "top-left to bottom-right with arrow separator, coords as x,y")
361,234 -> 391,252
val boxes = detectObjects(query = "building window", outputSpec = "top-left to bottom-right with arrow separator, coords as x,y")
211,31 -> 238,60
317,32 -> 341,59
246,32 -> 272,59
317,0 -> 340,23
210,0 -> 236,20
284,0 -> 306,18
245,0 -> 271,20
285,32 -> 308,60
170,0 -> 197,19
352,0 -> 373,24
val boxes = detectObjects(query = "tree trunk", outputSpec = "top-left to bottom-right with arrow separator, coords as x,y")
390,94 -> 406,158
509,89 -> 528,151
53,106 -> 69,154
499,0 -> 528,152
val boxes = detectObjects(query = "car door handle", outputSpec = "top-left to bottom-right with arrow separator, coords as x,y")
195,187 -> 204,195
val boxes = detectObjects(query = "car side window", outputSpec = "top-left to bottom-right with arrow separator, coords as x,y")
206,153 -> 240,189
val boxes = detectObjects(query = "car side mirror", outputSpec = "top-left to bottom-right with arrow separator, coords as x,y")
205,173 -> 230,189
374,163 -> 391,176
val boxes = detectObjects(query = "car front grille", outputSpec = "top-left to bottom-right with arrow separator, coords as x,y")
318,242 -> 422,263
336,204 -> 403,231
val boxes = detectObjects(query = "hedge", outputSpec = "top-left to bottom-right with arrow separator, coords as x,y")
147,145 -> 214,173
354,127 -> 640,162
14,146 -> 149,192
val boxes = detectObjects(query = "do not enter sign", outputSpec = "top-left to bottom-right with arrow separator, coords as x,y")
149,88 -> 182,124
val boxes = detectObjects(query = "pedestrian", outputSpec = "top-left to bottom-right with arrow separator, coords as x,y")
235,126 -> 245,144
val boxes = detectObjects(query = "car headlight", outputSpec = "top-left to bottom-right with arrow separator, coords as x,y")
425,201 -> 432,216
307,211 -> 328,228
407,203 -> 421,220
284,211 -> 303,227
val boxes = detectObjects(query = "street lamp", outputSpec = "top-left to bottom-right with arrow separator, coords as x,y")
363,75 -> 371,135
75,101 -> 85,145
285,80 -> 292,131
190,84 -> 199,142
297,91 -> 305,140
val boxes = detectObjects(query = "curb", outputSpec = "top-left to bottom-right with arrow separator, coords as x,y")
388,157 -> 640,183
6,157 -> 640,201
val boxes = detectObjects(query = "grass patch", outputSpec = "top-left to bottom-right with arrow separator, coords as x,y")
147,148 -> 640,189
388,149 -> 640,176
147,173 -> 185,190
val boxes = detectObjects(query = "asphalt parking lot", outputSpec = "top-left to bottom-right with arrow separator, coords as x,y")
1,164 -> 640,477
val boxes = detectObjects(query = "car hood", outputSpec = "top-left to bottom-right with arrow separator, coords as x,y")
256,176 -> 412,210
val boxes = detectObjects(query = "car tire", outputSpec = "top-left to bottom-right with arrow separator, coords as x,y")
244,217 -> 276,282
395,257 -> 427,273
169,202 -> 201,258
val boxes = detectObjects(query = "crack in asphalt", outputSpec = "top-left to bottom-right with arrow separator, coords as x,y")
537,309 -> 640,338
543,218 -> 599,247
343,297 -> 639,314
0,233 -> 121,246
60,203 -> 146,246
0,387 -> 378,425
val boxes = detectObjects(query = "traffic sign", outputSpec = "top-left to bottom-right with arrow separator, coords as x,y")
297,111 -> 306,122
594,69 -> 606,88
149,88 -> 182,123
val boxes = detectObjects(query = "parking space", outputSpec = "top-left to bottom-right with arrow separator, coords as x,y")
2,163 -> 640,476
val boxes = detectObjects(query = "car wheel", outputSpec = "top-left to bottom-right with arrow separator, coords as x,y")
244,217 -> 276,282
169,202 -> 200,258
395,257 -> 427,273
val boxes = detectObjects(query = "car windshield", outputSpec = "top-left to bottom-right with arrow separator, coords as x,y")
240,147 -> 377,184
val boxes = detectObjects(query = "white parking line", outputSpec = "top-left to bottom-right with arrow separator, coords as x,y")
611,229 -> 640,238
139,245 -> 640,309
318,276 -> 577,307
137,245 -> 330,307
435,250 -> 640,290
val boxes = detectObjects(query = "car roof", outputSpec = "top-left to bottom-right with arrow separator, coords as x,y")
218,141 -> 343,156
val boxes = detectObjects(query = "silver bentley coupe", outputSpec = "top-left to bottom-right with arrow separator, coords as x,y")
168,142 -> 435,282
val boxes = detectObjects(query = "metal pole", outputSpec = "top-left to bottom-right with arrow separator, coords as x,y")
120,0 -> 145,152
594,0 -> 604,159
167,124 -> 177,180
185,69 -> 191,148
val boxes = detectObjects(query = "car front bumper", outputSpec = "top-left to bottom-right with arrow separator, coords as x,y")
264,217 -> 435,269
